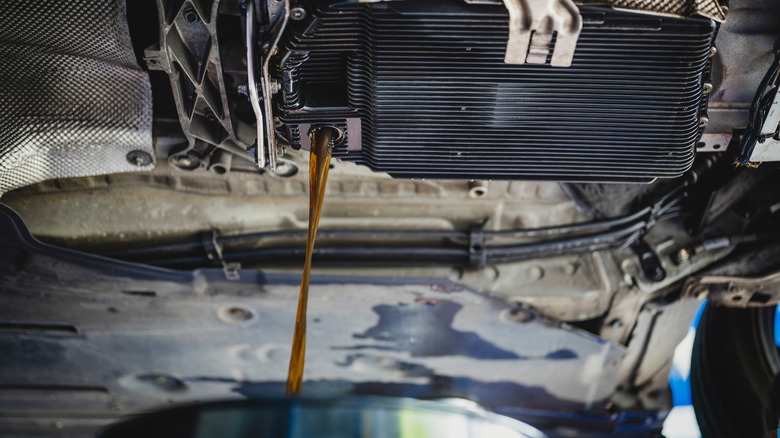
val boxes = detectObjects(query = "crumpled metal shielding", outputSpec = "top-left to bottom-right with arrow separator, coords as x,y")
0,0 -> 153,195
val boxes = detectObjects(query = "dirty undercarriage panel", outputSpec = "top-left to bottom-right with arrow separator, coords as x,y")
0,204 -> 641,437
3,163 -> 616,322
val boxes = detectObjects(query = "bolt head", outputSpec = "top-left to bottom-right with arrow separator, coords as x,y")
126,150 -> 153,167
290,7 -> 307,21
171,154 -> 200,170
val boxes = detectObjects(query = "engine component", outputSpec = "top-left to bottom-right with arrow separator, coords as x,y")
276,1 -> 715,182
0,0 -> 153,194
146,0 -> 258,171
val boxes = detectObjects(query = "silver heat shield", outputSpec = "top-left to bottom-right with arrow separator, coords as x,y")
0,0 -> 153,195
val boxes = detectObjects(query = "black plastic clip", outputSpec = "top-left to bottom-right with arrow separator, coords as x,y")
469,222 -> 488,270
202,230 -> 241,280
631,239 -> 665,283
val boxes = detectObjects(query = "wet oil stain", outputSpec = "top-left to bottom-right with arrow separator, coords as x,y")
348,300 -> 520,359
337,354 -> 434,378
544,349 -> 577,360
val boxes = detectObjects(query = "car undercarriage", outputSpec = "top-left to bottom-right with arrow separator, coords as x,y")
1,0 -> 780,436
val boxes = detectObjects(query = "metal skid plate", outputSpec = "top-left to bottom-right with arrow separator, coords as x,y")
0,204 -> 656,437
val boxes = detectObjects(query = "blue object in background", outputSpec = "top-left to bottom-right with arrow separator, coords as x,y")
664,302 -> 706,438
775,305 -> 780,347
668,303 -> 706,407
666,303 -> 780,437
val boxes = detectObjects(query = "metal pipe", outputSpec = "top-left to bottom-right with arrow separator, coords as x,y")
209,149 -> 233,175
261,0 -> 290,171
245,1 -> 265,168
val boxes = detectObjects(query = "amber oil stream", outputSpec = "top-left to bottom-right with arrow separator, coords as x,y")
286,127 -> 335,396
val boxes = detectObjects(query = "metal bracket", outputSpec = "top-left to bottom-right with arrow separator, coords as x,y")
502,0 -> 582,67
246,0 -> 290,172
203,230 -> 240,280
143,45 -> 170,73
682,270 -> 780,308
631,239 -> 666,283
468,223 -> 487,270
261,0 -> 290,171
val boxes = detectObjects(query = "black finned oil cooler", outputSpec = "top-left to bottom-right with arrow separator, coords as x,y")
275,0 -> 715,182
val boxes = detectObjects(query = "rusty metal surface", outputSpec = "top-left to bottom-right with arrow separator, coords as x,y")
0,204 -> 633,437
682,270 -> 780,307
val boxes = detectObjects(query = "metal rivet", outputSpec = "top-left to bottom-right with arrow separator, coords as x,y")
290,6 -> 307,21
126,150 -> 153,167
218,306 -> 255,324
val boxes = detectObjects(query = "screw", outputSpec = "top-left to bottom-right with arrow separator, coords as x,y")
290,6 -> 307,21
184,8 -> 198,23
703,83 -> 713,93
699,117 -> 709,128
709,47 -> 718,58
677,248 -> 691,263
178,156 -> 192,167
126,150 -> 153,167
